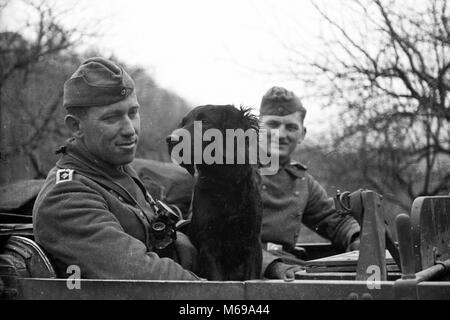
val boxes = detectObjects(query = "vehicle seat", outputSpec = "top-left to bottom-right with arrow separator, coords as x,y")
0,235 -> 56,279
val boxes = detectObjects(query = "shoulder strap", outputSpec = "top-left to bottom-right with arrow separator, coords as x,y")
290,160 -> 308,170
285,161 -> 307,179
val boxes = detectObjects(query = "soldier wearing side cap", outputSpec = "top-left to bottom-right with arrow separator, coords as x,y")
33,57 -> 201,280
259,86 -> 361,280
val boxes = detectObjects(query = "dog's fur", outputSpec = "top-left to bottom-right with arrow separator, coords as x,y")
167,105 -> 262,281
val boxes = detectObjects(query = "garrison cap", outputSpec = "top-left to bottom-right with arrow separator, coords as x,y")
260,86 -> 306,117
63,57 -> 135,108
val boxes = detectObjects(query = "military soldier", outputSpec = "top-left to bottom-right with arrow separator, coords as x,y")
33,57 -> 200,280
259,86 -> 361,279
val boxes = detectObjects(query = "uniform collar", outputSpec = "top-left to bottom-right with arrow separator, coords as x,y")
258,159 -> 307,179
58,138 -> 129,178
56,138 -> 146,204
285,161 -> 307,179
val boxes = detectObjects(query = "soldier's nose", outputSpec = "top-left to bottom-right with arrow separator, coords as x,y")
278,126 -> 288,138
121,116 -> 136,136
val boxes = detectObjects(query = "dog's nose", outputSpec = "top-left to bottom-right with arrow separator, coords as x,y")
166,134 -> 179,144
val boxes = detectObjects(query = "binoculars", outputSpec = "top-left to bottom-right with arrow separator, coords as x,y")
149,200 -> 181,250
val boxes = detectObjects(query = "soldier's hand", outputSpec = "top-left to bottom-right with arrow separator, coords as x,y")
346,232 -> 361,252
174,231 -> 198,272
265,261 -> 305,280
346,238 -> 361,252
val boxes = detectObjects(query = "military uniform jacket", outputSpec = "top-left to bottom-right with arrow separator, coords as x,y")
33,140 -> 198,280
260,161 -> 360,272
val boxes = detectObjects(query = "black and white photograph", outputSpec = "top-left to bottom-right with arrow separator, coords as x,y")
0,0 -> 449,305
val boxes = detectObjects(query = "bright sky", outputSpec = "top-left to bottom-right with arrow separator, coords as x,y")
78,0 -> 320,101
3,0 -> 352,138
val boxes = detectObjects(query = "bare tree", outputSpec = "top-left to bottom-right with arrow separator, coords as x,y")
0,0 -> 96,183
278,0 -> 450,210
0,0 -> 89,85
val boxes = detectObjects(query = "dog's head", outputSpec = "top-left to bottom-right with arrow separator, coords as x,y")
167,105 -> 259,176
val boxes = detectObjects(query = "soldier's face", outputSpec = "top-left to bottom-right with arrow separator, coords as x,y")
80,92 -> 141,166
259,112 -> 306,163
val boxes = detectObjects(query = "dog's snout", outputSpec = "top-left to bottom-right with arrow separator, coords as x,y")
167,132 -> 185,145
166,134 -> 179,144
167,128 -> 188,145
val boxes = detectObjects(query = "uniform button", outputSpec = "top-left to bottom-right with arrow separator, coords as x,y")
294,191 -> 300,196
262,185 -> 267,190
121,89 -> 127,96
118,196 -> 124,202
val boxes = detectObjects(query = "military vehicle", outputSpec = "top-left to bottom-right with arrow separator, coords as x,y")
1,161 -> 449,300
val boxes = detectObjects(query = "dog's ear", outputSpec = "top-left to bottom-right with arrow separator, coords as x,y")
239,106 -> 259,132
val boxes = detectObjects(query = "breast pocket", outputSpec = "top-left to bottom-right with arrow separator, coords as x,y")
292,177 -> 310,243
111,199 -> 149,245
293,177 -> 309,218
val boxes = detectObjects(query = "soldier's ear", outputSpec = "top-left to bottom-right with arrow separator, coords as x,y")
65,115 -> 84,139
298,126 -> 307,145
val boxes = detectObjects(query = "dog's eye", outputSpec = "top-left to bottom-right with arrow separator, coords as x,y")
196,113 -> 211,124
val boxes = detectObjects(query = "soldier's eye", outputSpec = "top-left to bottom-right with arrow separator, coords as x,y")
286,124 -> 299,131
129,109 -> 139,118
265,121 -> 280,128
103,115 -> 120,122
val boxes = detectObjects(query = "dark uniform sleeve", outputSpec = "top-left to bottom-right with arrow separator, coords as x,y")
34,179 -> 200,280
261,250 -> 281,277
302,173 -> 360,250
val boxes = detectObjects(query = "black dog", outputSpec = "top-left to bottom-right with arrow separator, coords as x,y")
167,105 -> 262,281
